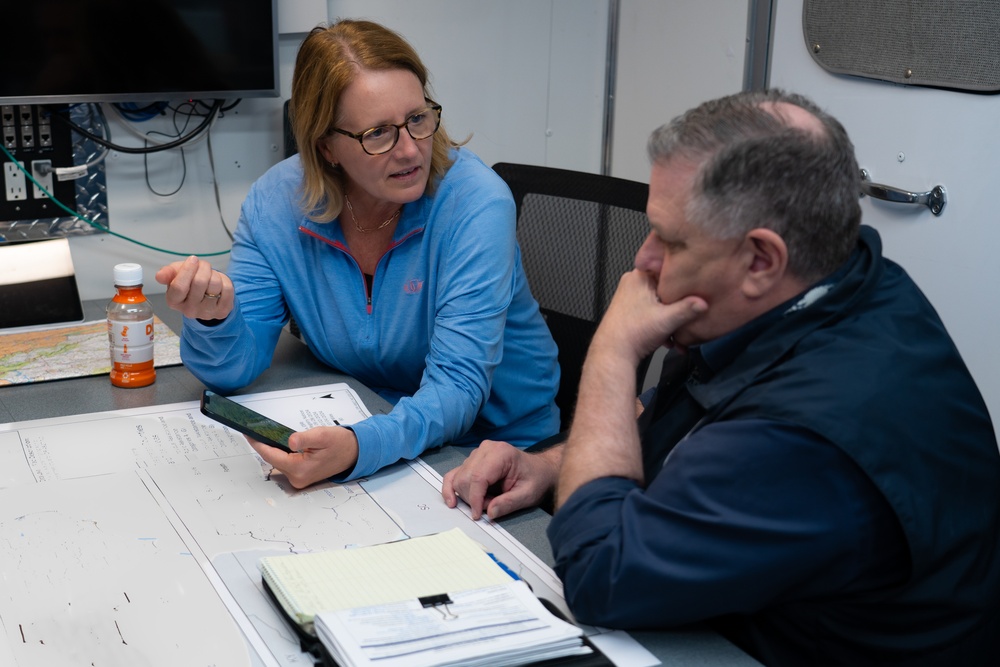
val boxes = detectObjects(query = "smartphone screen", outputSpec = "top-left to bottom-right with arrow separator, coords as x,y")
200,390 -> 295,453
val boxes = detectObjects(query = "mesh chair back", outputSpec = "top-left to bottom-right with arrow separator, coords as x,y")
282,100 -> 304,339
492,162 -> 651,430
283,99 -> 298,159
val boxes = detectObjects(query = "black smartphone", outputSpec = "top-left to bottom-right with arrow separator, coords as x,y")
200,389 -> 296,453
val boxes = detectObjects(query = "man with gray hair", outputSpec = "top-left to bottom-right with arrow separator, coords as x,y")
443,89 -> 1000,665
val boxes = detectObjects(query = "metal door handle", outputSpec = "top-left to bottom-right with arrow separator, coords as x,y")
860,169 -> 946,216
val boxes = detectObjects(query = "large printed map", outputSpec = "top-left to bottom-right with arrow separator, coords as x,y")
0,384 -> 656,667
0,317 -> 181,386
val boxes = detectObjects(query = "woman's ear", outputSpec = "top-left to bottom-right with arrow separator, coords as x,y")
316,136 -> 336,165
741,228 -> 789,299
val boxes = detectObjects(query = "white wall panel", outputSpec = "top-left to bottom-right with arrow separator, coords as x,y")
612,0 -> 747,182
769,0 -> 1000,430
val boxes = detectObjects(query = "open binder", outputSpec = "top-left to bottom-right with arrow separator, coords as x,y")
259,529 -> 612,667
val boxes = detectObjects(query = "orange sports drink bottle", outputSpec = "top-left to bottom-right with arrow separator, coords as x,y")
107,263 -> 156,388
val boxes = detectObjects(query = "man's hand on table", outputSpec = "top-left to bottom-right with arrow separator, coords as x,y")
442,440 -> 564,520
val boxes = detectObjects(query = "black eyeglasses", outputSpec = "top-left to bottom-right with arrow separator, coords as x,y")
331,100 -> 442,156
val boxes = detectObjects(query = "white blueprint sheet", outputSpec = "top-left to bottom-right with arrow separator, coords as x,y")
0,383 -> 657,667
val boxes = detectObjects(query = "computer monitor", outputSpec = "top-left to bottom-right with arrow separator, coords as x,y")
0,0 -> 279,106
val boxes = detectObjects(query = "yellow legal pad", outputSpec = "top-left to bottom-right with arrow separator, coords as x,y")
260,528 -> 515,636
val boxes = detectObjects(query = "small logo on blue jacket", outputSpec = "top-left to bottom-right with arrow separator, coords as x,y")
403,279 -> 424,294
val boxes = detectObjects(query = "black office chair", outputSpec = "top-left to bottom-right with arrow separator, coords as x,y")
492,162 -> 653,431
283,99 -> 304,340
282,99 -> 297,159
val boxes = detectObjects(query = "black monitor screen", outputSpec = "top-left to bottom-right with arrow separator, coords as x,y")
2,0 -> 278,105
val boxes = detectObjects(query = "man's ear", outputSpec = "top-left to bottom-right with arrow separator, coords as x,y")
741,228 -> 789,299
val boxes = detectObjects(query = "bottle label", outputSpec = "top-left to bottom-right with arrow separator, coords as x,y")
108,317 -> 155,364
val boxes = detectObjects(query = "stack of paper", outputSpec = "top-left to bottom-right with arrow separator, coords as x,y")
315,580 -> 588,667
260,528 -> 594,666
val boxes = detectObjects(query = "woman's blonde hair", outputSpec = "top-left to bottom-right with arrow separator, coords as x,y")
290,19 -> 459,222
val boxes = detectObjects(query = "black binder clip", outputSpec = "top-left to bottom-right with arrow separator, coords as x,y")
419,593 -> 458,620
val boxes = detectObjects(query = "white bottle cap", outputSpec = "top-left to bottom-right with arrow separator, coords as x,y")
113,263 -> 144,286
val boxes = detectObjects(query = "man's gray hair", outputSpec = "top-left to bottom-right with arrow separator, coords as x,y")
647,89 -> 861,283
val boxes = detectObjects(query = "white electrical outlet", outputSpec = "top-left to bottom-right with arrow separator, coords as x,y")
31,159 -> 53,199
4,160 -> 26,201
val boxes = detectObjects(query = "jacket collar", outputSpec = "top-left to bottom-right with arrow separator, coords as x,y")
689,225 -> 883,409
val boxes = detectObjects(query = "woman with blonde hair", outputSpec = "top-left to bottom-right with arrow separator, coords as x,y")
157,19 -> 559,486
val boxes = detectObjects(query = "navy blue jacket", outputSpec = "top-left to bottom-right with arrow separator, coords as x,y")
549,226 -> 1000,665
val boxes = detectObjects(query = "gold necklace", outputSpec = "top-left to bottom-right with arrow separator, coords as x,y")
344,194 -> 400,233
